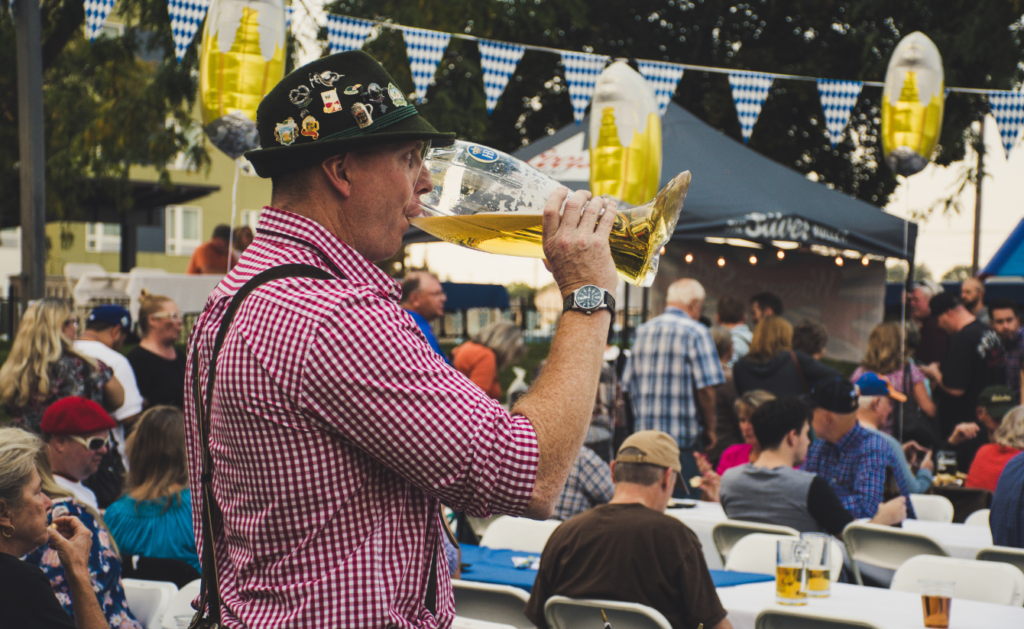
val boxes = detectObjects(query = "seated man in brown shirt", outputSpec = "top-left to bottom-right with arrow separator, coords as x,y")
525,431 -> 732,629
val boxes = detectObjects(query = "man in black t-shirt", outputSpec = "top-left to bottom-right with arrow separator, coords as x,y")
525,431 -> 731,629
920,292 -> 1006,468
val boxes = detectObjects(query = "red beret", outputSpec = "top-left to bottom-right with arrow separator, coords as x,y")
40,397 -> 116,435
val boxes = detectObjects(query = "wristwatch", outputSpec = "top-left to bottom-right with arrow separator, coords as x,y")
563,285 -> 616,316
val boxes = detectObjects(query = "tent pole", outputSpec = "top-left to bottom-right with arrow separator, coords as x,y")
971,115 -> 986,277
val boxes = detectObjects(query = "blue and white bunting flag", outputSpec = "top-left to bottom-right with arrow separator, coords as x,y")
728,72 -> 774,143
989,90 -> 1024,157
326,15 -> 376,55
478,40 -> 526,114
286,5 -> 293,30
561,51 -> 609,124
636,60 -> 685,116
402,27 -> 451,102
817,79 -> 863,147
167,0 -> 209,61
84,0 -> 118,42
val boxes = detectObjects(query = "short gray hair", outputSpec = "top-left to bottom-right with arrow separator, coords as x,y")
995,406 -> 1024,450
666,278 -> 705,307
612,447 -> 665,486
0,428 -> 43,513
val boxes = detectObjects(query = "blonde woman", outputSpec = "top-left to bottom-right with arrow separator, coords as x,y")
733,315 -> 839,397
0,298 -> 123,433
104,406 -> 199,572
851,321 -> 937,419
127,294 -> 185,409
452,320 -> 527,400
966,404 -> 1024,492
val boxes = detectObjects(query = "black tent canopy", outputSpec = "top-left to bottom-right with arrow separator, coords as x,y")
413,101 -> 916,261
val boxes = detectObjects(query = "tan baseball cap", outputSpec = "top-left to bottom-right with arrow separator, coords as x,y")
615,430 -> 682,473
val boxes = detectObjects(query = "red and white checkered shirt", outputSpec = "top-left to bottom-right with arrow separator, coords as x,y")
184,207 -> 539,628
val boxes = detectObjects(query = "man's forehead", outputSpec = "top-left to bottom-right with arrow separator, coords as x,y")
992,307 -> 1018,320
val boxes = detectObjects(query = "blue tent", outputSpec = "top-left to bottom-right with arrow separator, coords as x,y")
981,217 -> 1024,277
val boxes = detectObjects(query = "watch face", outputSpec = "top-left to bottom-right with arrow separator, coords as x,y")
576,285 -> 603,310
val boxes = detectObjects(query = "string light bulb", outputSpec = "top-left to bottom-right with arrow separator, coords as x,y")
861,257 -> 869,266
835,256 -> 844,266
717,257 -> 726,267
749,255 -> 757,265
777,250 -> 785,260
685,253 -> 694,264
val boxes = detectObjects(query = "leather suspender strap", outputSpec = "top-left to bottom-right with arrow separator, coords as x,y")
189,264 -> 334,626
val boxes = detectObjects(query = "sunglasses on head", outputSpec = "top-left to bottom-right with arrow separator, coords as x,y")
150,311 -> 182,321
68,433 -> 110,451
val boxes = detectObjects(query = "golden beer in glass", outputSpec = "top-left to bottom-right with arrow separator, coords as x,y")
919,580 -> 954,628
800,532 -> 832,598
775,539 -> 809,605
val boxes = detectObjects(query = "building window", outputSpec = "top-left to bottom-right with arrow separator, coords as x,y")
0,228 -> 18,248
85,223 -> 122,253
166,205 -> 202,256
240,209 -> 262,228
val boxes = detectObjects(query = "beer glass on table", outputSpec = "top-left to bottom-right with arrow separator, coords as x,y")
775,539 -> 809,605
919,580 -> 954,628
800,533 -> 831,598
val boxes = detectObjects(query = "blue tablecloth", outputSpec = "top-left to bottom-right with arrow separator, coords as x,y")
459,545 -> 773,593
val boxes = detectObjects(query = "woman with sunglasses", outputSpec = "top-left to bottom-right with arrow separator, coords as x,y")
21,399 -> 142,628
0,298 -> 124,434
0,427 -> 114,629
128,294 -> 186,409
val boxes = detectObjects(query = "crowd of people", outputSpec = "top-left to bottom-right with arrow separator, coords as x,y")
1,48 -> 1023,629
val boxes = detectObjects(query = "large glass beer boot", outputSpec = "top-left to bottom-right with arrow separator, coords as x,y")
412,141 -> 690,287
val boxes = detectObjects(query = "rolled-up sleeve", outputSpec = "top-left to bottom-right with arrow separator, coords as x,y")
298,291 -> 539,518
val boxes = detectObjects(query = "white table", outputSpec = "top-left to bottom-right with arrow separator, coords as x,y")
901,519 -> 993,560
718,581 -> 1024,629
666,501 -> 727,570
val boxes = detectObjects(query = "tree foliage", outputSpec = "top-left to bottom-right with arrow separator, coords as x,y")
942,264 -> 973,282
321,0 -> 1023,208
887,261 -> 932,282
0,0 -> 209,224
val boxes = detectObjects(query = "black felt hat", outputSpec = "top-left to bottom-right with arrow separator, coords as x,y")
244,50 -> 455,178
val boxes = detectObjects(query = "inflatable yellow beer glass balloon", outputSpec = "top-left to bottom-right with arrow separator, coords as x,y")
589,61 -> 662,206
200,0 -> 287,159
881,32 -> 944,177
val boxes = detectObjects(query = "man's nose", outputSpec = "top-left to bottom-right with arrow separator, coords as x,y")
415,165 -> 434,196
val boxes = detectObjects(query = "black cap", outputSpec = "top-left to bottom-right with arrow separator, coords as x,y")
929,292 -> 961,318
245,51 -> 456,178
806,378 -> 859,414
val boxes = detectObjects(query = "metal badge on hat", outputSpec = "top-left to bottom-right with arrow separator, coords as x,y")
388,83 -> 409,108
365,82 -> 386,113
352,102 -> 374,128
300,115 -> 320,140
289,85 -> 314,118
322,89 -> 343,114
310,70 -> 342,88
274,117 -> 299,145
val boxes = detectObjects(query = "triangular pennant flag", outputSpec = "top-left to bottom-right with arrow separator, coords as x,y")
989,90 -> 1024,157
326,15 -> 375,54
402,27 -> 451,103
167,0 -> 210,61
728,72 -> 774,143
83,0 -> 117,42
286,5 -> 293,30
817,79 -> 863,146
561,51 -> 609,124
478,40 -> 526,115
636,60 -> 685,116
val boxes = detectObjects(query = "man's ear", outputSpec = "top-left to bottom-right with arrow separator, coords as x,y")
976,406 -> 986,422
321,154 -> 353,198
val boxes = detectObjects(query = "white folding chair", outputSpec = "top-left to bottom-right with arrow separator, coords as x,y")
121,579 -> 178,629
160,579 -> 201,629
544,595 -> 671,629
909,494 -> 955,523
479,516 -> 562,553
977,546 -> 1024,578
724,533 -> 844,582
451,618 -> 518,629
891,555 -> 1024,606
451,580 -> 532,628
755,609 -> 881,629
843,522 -> 947,586
711,519 -> 800,565
965,509 -> 990,527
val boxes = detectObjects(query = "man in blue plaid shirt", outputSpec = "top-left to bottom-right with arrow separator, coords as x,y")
623,278 -> 724,497
802,378 -> 915,521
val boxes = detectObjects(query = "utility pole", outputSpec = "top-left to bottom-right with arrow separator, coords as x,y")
15,0 -> 47,305
971,116 -> 986,277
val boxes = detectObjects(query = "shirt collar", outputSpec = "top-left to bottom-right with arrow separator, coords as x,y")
254,206 -> 402,302
832,421 -> 866,452
665,306 -> 692,320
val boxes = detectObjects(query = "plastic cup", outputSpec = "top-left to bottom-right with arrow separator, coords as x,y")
919,580 -> 955,628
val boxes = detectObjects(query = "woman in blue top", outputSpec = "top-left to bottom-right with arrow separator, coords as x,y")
105,406 -> 199,571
